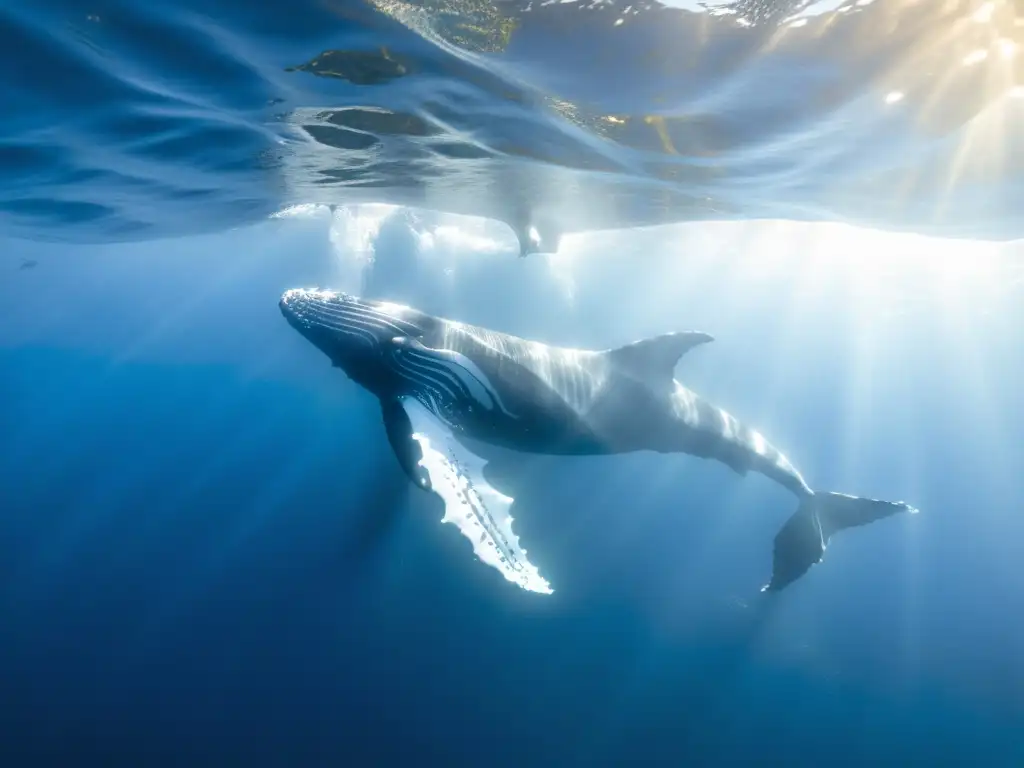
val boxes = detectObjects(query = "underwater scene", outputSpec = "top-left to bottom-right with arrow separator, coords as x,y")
2,0 -> 1023,765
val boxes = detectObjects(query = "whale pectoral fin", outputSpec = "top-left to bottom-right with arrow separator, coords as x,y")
381,399 -> 433,491
606,331 -> 714,384
398,396 -> 553,595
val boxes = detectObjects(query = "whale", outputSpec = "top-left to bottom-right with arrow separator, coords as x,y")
279,288 -> 918,594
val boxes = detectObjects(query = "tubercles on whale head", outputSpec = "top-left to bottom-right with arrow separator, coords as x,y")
279,288 -> 415,321
279,286 -> 350,310
278,287 -> 430,377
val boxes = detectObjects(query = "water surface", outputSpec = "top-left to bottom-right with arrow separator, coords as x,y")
2,0 -> 1022,248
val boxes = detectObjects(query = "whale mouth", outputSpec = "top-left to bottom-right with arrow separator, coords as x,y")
279,288 -> 362,341
279,288 -> 426,351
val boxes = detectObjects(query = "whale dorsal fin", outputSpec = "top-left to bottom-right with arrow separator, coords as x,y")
605,331 -> 713,382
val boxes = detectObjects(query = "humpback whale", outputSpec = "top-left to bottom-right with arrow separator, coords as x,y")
279,288 -> 917,594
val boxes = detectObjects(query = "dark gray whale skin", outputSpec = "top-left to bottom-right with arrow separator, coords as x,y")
280,288 -> 917,592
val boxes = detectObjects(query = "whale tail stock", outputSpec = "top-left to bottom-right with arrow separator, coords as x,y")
763,492 -> 919,592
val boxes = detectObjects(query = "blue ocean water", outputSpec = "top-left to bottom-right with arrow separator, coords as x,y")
4,212 -> 1024,764
3,0 -> 1024,765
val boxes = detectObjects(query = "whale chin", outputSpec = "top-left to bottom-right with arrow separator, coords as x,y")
278,286 -> 432,371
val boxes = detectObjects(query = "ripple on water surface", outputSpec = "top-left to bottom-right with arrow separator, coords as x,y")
0,0 -> 1022,246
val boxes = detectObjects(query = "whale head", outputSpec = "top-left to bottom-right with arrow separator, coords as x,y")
279,288 -> 431,385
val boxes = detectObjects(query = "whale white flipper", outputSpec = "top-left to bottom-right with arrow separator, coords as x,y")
399,397 -> 553,595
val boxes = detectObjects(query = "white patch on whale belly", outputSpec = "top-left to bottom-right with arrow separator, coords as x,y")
401,397 -> 552,595
401,339 -> 520,420
437,350 -> 502,413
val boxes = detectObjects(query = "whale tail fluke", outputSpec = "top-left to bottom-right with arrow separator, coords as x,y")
762,492 -> 918,593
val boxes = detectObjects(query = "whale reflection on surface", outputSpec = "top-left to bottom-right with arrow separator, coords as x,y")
0,0 -> 1021,247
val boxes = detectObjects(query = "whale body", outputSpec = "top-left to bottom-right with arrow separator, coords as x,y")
279,288 -> 918,594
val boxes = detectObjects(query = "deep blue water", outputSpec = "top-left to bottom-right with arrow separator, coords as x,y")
3,0 -> 1024,765
3,212 -> 1024,764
